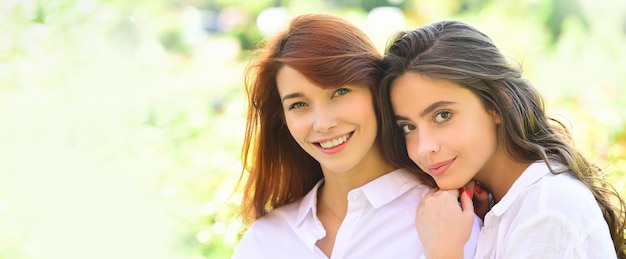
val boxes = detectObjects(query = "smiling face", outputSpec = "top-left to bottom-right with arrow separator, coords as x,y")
276,66 -> 381,175
390,72 -> 501,190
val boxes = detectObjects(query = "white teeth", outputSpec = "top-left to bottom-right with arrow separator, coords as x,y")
319,134 -> 350,149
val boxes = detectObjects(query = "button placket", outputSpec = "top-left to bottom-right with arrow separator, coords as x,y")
332,190 -> 367,258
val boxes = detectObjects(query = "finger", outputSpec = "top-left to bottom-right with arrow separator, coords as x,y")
459,189 -> 473,210
457,186 -> 471,199
460,189 -> 476,223
473,184 -> 489,204
418,188 -> 440,211
463,180 -> 476,192
472,184 -> 491,220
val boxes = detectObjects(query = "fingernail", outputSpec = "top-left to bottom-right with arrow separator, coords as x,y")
466,189 -> 472,198
475,184 -> 482,195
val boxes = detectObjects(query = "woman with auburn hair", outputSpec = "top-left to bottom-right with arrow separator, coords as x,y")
232,14 -> 482,258
378,20 -> 626,258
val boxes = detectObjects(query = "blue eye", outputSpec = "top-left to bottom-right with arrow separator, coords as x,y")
332,88 -> 350,97
288,102 -> 306,110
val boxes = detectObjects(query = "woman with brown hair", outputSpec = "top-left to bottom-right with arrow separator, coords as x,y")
378,20 -> 626,258
232,14 -> 482,258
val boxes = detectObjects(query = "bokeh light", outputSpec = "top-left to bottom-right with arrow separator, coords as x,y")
0,0 -> 625,258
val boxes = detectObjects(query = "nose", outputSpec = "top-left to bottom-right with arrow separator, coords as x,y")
312,106 -> 337,133
407,127 -> 439,160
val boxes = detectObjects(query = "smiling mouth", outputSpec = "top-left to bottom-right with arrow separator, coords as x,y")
317,133 -> 352,149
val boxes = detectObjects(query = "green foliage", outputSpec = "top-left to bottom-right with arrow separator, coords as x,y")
0,0 -> 625,258
141,85 -> 245,258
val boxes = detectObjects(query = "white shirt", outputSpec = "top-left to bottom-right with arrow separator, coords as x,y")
232,168 -> 481,259
475,161 -> 616,258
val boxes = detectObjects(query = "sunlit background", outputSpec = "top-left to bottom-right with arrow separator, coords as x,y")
1,0 -> 625,258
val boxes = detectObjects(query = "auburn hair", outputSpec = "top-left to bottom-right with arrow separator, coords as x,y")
238,13 -> 383,224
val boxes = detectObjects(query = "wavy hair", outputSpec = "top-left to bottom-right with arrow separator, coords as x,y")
238,14 -> 383,224
378,20 -> 626,256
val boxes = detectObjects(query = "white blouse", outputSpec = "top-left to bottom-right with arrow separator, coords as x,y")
232,168 -> 481,259
474,161 -> 616,258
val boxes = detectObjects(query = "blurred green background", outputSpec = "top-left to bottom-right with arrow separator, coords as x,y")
0,0 -> 625,258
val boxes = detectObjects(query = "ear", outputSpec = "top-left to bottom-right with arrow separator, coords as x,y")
490,109 -> 502,124
494,89 -> 512,125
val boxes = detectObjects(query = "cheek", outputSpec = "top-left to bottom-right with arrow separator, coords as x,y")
484,125 -> 500,153
461,120 -> 499,161
284,115 -> 307,140
404,136 -> 420,165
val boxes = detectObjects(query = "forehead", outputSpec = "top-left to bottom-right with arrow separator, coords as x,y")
277,65 -> 370,93
391,73 -> 461,96
276,66 -> 319,92
277,65 -> 309,83
390,73 -> 478,110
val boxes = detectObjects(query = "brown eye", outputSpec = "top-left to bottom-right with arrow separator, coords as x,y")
398,123 -> 415,134
434,111 -> 452,124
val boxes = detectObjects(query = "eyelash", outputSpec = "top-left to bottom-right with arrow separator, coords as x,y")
396,110 -> 453,134
287,87 -> 351,110
288,102 -> 306,110
399,123 -> 415,134
433,110 -> 453,123
333,88 -> 350,97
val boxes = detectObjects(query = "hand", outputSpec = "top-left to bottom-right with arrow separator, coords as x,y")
462,181 -> 491,221
415,189 -> 475,259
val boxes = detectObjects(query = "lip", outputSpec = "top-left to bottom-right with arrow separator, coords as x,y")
426,158 -> 456,177
313,132 -> 353,154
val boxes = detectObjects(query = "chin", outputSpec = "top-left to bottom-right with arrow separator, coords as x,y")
324,164 -> 354,174
434,181 -> 461,191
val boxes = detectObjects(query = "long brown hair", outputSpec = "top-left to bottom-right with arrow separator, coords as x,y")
378,20 -> 626,256
238,14 -> 382,224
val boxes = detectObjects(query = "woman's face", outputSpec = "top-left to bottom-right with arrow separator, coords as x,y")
276,66 -> 380,174
389,72 -> 501,190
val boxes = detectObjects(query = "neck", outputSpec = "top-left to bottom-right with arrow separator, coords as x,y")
474,154 -> 531,203
318,153 -> 395,217
324,164 -> 395,190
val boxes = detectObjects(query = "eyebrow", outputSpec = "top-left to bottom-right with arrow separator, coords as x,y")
394,101 -> 456,120
420,101 -> 455,117
281,93 -> 303,103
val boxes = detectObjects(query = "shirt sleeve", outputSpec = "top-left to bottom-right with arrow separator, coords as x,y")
463,215 -> 482,259
500,211 -> 614,259
230,222 -> 270,259
231,233 -> 254,259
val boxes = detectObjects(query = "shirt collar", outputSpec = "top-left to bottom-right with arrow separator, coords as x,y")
360,168 -> 421,208
490,161 -> 562,216
295,180 -> 324,227
294,168 -> 421,225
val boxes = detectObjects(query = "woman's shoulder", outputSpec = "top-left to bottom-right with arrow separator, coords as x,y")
537,171 -> 595,202
516,162 -> 595,205
235,201 -> 301,248
234,197 -> 323,258
500,171 -> 614,257
248,199 -> 303,231
517,170 -> 603,222
249,179 -> 322,230
393,167 -> 434,190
